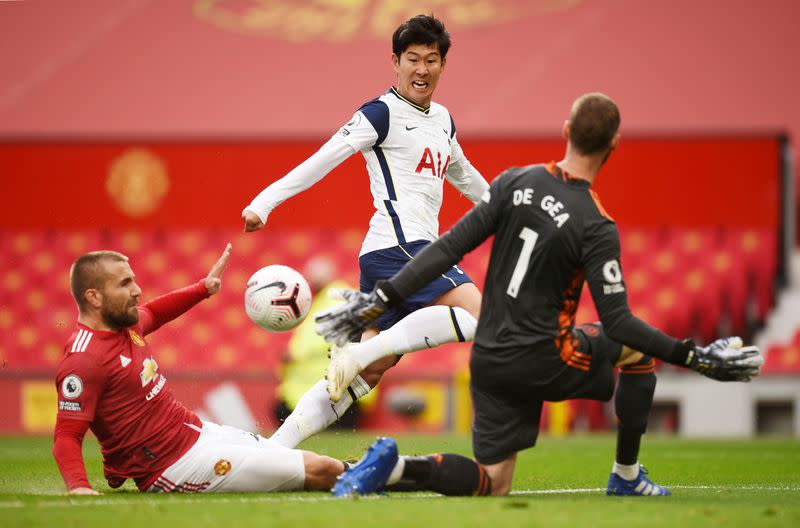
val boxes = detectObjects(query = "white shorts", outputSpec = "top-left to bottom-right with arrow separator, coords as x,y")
148,421 -> 306,493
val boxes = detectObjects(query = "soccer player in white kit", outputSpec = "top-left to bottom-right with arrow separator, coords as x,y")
243,15 -> 489,448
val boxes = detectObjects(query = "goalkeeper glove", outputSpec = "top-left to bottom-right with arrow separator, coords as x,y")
314,281 -> 400,346
680,336 -> 763,382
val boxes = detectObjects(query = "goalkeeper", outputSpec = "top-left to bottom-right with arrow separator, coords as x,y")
318,92 -> 764,497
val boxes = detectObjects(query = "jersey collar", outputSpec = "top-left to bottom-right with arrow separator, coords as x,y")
546,161 -> 591,188
388,87 -> 430,114
76,321 -> 127,336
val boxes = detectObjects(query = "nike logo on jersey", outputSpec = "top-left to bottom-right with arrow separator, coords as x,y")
405,125 -> 418,131
120,355 -> 132,368
424,336 -> 434,348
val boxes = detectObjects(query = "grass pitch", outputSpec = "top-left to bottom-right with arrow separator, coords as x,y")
1,433 -> 798,527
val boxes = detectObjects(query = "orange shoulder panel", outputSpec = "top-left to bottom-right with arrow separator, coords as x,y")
589,189 -> 614,221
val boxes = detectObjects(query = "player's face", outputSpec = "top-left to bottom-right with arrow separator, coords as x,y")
98,261 -> 142,330
392,43 -> 445,108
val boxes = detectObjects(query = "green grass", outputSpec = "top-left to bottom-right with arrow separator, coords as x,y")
1,433 -> 798,527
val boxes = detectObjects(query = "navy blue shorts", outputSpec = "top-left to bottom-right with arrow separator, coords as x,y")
359,240 -> 473,330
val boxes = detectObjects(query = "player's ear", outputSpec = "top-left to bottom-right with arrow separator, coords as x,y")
610,132 -> 620,151
441,56 -> 446,71
392,53 -> 400,73
84,289 -> 102,309
562,120 -> 570,141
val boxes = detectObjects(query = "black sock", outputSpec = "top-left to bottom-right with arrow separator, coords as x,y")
615,358 -> 656,466
385,454 -> 491,496
615,428 -> 642,466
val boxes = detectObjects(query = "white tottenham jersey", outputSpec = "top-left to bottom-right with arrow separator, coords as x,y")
245,87 -> 488,256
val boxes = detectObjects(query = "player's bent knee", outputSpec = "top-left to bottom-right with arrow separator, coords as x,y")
434,283 -> 482,320
616,347 -> 643,368
302,452 -> 344,491
360,355 -> 398,387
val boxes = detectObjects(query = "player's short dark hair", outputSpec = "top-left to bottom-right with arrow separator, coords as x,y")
568,93 -> 621,155
70,251 -> 128,310
392,14 -> 451,58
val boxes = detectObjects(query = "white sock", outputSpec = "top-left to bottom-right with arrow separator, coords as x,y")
350,305 -> 477,368
270,379 -> 355,448
386,456 -> 406,485
612,461 -> 640,481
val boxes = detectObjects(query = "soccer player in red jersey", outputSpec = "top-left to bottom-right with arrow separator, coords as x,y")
52,244 -> 348,494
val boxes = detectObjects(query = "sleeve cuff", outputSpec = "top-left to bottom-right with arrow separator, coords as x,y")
243,206 -> 268,225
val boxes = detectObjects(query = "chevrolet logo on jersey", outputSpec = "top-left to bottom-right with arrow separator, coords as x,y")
140,357 -> 160,386
129,329 -> 145,346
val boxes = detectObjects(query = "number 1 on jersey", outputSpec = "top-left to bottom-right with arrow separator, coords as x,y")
507,227 -> 539,298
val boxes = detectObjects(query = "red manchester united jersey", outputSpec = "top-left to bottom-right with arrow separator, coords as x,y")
55,290 -> 205,490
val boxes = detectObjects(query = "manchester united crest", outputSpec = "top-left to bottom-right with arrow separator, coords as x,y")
214,459 -> 232,476
106,148 -> 170,218
129,329 -> 145,346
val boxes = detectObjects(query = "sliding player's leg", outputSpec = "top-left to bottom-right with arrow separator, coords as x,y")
151,421 -> 345,493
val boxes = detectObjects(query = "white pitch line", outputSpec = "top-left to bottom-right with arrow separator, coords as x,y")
0,485 -> 797,509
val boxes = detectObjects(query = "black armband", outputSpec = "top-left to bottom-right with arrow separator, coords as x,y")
665,339 -> 694,367
374,280 -> 402,309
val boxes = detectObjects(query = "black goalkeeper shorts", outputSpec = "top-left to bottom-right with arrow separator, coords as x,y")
470,323 -> 623,465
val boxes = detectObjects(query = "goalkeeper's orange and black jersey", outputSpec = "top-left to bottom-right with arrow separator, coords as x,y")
386,162 -> 682,370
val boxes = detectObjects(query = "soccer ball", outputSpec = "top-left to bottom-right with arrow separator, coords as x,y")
244,265 -> 312,332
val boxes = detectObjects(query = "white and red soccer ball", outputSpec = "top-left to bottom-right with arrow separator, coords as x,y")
244,265 -> 312,332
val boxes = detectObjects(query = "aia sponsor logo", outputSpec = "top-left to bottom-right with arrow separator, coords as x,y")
415,147 -> 450,180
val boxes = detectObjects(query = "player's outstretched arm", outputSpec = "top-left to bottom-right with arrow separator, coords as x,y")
204,243 -> 232,296
242,132 -> 358,233
138,243 -> 231,335
584,223 -> 763,381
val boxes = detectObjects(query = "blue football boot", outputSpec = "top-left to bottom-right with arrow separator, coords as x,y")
331,437 -> 398,498
606,465 -> 671,496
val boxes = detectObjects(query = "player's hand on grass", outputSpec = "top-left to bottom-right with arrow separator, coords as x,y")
242,209 -> 265,232
205,243 -> 232,296
67,487 -> 101,495
315,289 -> 387,346
684,336 -> 763,382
